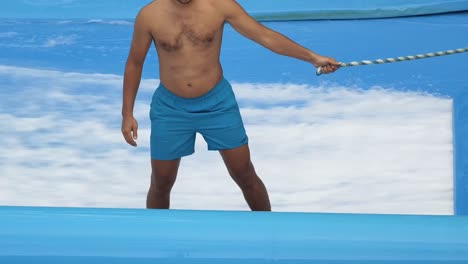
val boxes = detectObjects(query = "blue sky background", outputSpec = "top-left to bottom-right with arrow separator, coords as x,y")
0,3 -> 467,214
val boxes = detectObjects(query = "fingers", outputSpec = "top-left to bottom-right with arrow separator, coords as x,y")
320,60 -> 340,74
330,64 -> 339,72
327,58 -> 341,70
321,65 -> 336,74
122,129 -> 137,147
315,56 -> 341,75
133,122 -> 138,140
121,118 -> 138,147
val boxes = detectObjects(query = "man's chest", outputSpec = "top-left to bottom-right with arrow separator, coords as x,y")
151,16 -> 224,52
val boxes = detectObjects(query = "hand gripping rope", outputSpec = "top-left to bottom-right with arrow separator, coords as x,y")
316,47 -> 468,76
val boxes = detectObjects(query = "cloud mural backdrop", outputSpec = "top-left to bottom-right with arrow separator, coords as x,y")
0,65 -> 453,214
1,10 -> 466,215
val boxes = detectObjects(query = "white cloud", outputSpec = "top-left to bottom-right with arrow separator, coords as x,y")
43,35 -> 78,48
0,35 -> 78,49
0,65 -> 454,215
84,19 -> 133,26
0,65 -> 158,92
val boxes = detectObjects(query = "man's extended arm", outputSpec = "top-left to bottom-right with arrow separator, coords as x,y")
220,0 -> 339,74
121,9 -> 152,147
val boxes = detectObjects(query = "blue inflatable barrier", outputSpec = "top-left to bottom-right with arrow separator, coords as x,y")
240,0 -> 468,21
0,206 -> 467,263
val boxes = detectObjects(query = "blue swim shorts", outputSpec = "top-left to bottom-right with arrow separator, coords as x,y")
149,78 -> 249,160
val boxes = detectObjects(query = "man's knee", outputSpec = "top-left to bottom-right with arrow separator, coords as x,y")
150,159 -> 180,190
151,171 -> 177,190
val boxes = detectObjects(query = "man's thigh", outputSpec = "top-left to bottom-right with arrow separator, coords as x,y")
219,144 -> 252,174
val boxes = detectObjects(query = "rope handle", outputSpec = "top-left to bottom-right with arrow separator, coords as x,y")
316,47 -> 468,76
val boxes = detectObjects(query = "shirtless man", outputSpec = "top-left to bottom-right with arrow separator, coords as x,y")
121,0 -> 339,211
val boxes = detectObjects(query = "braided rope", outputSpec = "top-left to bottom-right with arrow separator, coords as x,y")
316,47 -> 468,76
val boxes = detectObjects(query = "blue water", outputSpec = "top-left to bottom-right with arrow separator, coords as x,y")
1,13 -> 467,94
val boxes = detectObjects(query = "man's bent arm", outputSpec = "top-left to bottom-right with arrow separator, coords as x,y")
220,0 -> 339,70
122,9 -> 153,117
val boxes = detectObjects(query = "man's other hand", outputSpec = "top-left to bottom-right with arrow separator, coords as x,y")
122,116 -> 139,147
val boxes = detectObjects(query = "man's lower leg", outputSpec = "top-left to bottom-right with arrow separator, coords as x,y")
241,174 -> 271,211
146,184 -> 171,209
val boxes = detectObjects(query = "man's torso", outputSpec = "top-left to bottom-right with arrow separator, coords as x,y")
144,0 -> 227,98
